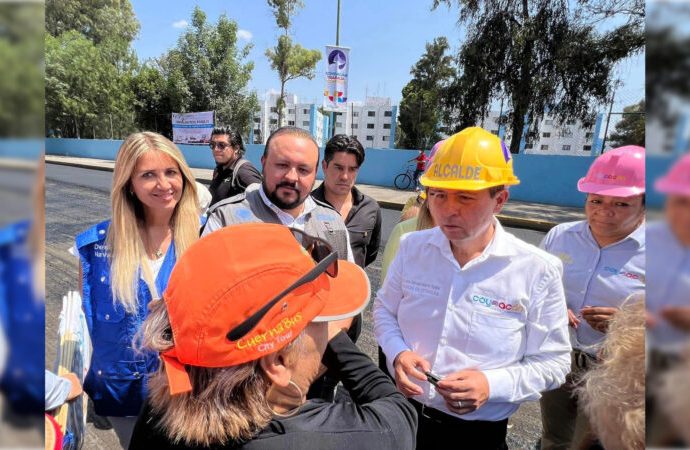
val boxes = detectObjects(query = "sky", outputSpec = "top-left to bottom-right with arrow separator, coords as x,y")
131,0 -> 644,112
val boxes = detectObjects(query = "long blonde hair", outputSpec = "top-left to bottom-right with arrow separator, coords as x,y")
108,132 -> 199,312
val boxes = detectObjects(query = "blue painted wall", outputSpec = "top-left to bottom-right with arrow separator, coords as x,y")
0,139 -> 44,160
46,138 -> 676,208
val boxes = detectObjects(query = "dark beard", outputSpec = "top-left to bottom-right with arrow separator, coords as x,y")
263,179 -> 304,210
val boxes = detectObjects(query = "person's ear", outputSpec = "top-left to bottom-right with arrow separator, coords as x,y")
259,350 -> 292,388
493,190 -> 509,213
321,159 -> 327,172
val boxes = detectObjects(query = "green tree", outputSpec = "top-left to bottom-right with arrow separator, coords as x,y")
46,31 -> 136,138
131,65 -> 170,136
265,0 -> 321,128
608,100 -> 645,147
157,7 -> 258,136
396,37 -> 455,149
433,0 -> 644,153
45,0 -> 139,137
0,3 -> 44,137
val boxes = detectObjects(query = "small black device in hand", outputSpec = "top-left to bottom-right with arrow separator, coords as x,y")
425,371 -> 442,387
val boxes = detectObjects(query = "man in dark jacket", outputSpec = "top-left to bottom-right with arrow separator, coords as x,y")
311,134 -> 382,269
208,126 -> 262,206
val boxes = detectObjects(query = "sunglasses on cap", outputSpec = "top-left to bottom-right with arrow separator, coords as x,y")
226,228 -> 338,342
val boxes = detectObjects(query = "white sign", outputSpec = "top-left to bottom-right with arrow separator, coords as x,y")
172,111 -> 215,144
322,46 -> 350,112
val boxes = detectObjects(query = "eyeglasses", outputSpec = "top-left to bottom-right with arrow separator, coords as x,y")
226,228 -> 338,342
209,141 -> 232,150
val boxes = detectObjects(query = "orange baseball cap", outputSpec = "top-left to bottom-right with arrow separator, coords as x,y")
160,223 -> 370,395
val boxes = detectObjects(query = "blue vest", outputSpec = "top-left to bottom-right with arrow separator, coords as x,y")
0,220 -> 44,414
76,220 -> 176,417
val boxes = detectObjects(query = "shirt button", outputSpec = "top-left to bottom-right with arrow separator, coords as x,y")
105,314 -> 110,320
97,370 -> 102,376
100,276 -> 106,283
133,372 -> 140,378
99,229 -> 105,235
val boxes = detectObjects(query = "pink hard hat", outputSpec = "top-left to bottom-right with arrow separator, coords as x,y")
577,145 -> 645,197
655,153 -> 690,196
425,139 -> 447,171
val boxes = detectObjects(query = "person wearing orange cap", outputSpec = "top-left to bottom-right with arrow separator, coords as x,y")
128,223 -> 417,450
375,127 -> 570,449
539,145 -> 646,450
646,153 -> 690,447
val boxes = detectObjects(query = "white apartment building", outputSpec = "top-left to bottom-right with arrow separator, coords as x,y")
251,92 -> 398,148
479,111 -> 605,156
251,93 -> 326,145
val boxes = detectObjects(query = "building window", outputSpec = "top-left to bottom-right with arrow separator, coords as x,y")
585,132 -> 594,139
540,144 -> 549,150
525,143 -> 533,149
253,118 -> 260,123
545,119 -> 553,125
382,136 -> 389,141
384,110 -> 392,117
269,119 -> 277,125
367,111 -> 375,117
491,129 -> 499,135
583,145 -> 592,151
383,123 -> 391,129
336,122 -> 343,128
566,119 -> 576,125
562,145 -> 571,151
366,135 -> 374,141
270,107 -> 278,113
542,132 -> 551,138
351,124 -> 358,129
353,112 -> 359,117
303,109 -> 309,114
302,120 -> 310,126
288,109 -> 295,114
367,123 -> 375,129
288,120 -> 295,126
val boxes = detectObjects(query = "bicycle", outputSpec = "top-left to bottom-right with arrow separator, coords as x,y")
394,165 -> 418,190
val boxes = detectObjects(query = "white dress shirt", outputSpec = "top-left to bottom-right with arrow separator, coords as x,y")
258,186 -> 355,262
374,220 -> 571,422
646,220 -> 690,353
540,220 -> 645,354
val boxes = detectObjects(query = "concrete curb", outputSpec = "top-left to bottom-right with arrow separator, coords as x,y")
46,157 -> 558,231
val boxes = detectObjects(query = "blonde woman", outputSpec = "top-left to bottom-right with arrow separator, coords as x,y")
74,132 -> 199,447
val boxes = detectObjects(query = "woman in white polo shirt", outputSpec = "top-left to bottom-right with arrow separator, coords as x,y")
539,145 -> 646,450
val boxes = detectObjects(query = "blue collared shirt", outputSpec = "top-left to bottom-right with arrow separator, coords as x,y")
647,220 -> 690,353
540,220 -> 645,354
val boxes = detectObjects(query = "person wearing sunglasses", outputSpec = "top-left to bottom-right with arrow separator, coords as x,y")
207,126 -> 262,207
129,223 -> 417,450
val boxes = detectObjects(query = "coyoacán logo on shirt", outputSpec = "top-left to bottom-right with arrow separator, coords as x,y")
471,294 -> 524,313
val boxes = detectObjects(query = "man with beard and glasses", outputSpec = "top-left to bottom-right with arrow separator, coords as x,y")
202,125 -> 354,264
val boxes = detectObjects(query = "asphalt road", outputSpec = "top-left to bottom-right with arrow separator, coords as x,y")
45,164 -> 546,449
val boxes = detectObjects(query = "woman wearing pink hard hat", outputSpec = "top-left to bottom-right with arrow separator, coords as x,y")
539,145 -> 646,450
646,153 -> 690,447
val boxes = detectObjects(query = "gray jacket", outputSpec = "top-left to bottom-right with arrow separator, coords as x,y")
202,184 -> 351,260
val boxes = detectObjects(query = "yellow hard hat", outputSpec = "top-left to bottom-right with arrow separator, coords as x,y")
420,127 -> 520,191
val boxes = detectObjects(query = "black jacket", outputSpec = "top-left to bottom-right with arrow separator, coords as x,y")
311,184 -> 382,268
208,158 -> 262,207
129,332 -> 418,450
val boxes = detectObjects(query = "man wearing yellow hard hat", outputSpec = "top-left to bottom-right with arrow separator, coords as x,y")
374,127 -> 571,449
